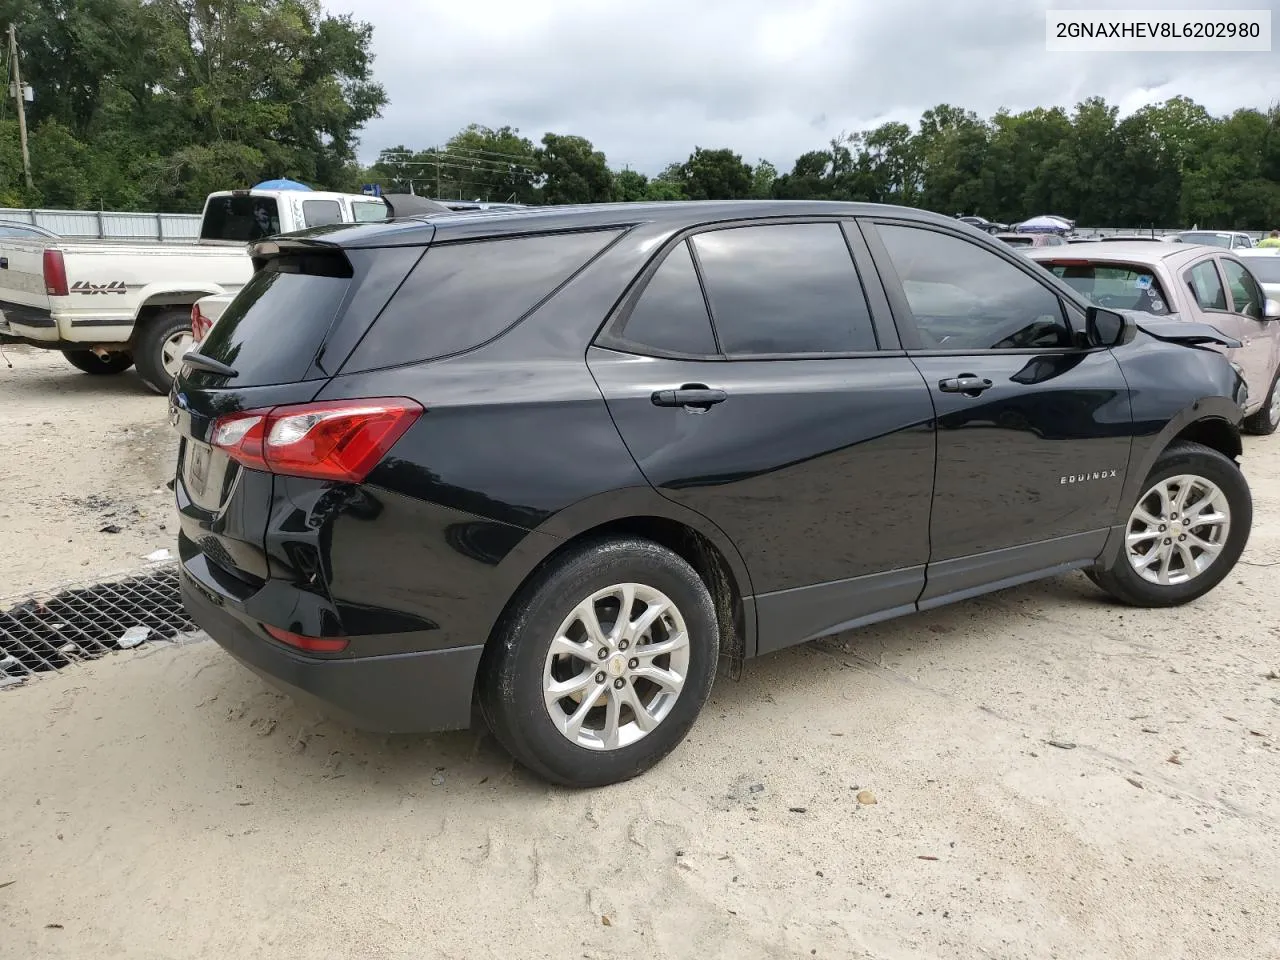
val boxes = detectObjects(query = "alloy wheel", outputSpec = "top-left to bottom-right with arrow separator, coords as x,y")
542,583 -> 690,751
1125,474 -> 1231,585
161,329 -> 195,379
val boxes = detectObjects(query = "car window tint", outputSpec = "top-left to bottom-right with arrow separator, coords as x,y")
619,241 -> 717,355
1046,263 -> 1171,315
878,224 -> 1071,350
690,223 -> 876,355
302,200 -> 344,227
1222,259 -> 1263,318
345,229 -> 621,371
1186,261 -> 1228,310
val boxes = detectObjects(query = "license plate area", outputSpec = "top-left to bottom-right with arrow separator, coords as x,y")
185,440 -> 213,497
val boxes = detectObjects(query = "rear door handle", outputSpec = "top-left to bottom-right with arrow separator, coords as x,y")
651,385 -> 728,409
938,375 -> 993,395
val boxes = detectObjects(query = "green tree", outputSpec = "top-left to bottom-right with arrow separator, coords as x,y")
538,133 -> 612,204
679,147 -> 753,200
611,168 -> 649,202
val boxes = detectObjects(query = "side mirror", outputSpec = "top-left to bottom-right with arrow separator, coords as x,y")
1265,297 -> 1280,320
1085,306 -> 1137,347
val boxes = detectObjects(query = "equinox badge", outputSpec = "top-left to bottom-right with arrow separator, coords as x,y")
1061,470 -> 1119,484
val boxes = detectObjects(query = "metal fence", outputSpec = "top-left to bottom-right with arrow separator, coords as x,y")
0,207 -> 202,242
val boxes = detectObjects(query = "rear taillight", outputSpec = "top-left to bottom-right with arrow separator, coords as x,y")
210,398 -> 423,483
42,249 -> 68,297
263,624 -> 348,653
191,303 -> 212,342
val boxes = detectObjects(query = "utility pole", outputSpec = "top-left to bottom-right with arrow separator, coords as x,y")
8,25 -> 32,189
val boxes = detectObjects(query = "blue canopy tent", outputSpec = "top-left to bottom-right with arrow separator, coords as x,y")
252,179 -> 313,191
1016,215 -> 1073,234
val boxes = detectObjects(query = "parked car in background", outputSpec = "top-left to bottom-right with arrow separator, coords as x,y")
0,183 -> 399,393
173,200 -> 1252,787
1236,248 -> 1280,302
1175,230 -> 1255,250
0,220 -> 59,240
955,215 -> 1007,234
995,231 -> 1070,250
1029,241 -> 1280,434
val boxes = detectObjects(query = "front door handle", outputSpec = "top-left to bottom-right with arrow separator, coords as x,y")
938,375 -> 993,395
651,385 -> 728,409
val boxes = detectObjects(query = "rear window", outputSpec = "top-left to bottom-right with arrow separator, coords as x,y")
998,236 -> 1034,247
190,252 -> 352,387
351,201 -> 388,223
201,195 -> 281,242
1045,262 -> 1172,315
342,229 -> 621,372
1180,232 -> 1231,248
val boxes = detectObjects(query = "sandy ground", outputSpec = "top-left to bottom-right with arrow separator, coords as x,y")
2,347 -> 1279,959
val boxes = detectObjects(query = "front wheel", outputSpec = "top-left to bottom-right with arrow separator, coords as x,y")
1088,441 -> 1251,607
1242,371 -> 1280,436
62,349 -> 134,375
478,538 -> 719,788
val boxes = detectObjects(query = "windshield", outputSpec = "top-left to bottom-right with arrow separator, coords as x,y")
1045,262 -> 1172,315
1180,232 -> 1231,248
200,195 -> 282,242
1244,257 -> 1280,284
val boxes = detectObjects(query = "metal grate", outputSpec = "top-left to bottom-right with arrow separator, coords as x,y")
0,565 -> 200,687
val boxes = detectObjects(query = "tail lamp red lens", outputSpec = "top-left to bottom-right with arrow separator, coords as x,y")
42,249 -> 69,297
191,303 -> 212,342
210,398 -> 423,483
262,624 -> 349,653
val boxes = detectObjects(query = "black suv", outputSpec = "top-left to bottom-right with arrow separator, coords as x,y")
171,201 -> 1252,788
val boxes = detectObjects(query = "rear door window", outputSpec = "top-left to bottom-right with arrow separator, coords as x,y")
690,222 -> 878,355
343,229 -> 622,372
351,201 -> 388,223
189,251 -> 352,387
1186,261 -> 1229,311
302,200 -> 344,228
615,241 -> 718,356
200,195 -> 281,242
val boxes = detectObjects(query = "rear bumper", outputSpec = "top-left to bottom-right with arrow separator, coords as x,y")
180,568 -> 483,733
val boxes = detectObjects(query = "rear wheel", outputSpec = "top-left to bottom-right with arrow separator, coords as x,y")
133,308 -> 194,395
1087,441 -> 1251,607
62,349 -> 134,375
1242,371 -> 1280,435
479,537 -> 719,788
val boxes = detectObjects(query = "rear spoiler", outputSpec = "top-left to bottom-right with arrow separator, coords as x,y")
1134,317 -> 1242,349
381,194 -> 456,218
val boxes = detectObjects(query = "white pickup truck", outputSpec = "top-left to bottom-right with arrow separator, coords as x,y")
0,187 -> 392,393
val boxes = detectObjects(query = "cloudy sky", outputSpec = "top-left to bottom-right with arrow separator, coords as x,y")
338,0 -> 1280,174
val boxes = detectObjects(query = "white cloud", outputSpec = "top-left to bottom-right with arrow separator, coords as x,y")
335,0 -> 1280,173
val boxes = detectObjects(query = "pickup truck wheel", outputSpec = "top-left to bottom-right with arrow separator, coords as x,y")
1242,371 -> 1280,436
62,350 -> 134,375
1087,441 -> 1251,607
134,309 -> 195,395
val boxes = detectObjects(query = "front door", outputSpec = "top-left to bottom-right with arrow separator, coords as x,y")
588,220 -> 937,653
860,218 -> 1135,607
1219,256 -> 1278,403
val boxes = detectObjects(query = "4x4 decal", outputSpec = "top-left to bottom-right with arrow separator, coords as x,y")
71,280 -> 128,295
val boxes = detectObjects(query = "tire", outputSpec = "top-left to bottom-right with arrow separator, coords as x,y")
478,537 -> 719,788
133,308 -> 195,395
62,349 -> 134,375
1242,370 -> 1280,436
1088,441 -> 1251,607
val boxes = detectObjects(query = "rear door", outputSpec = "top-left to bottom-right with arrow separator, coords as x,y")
859,218 -> 1135,607
589,219 -> 937,653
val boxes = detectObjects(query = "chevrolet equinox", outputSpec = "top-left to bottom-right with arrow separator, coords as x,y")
171,201 -> 1253,787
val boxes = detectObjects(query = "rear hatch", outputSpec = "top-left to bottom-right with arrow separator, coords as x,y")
170,232 -> 429,593
0,239 -> 56,328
